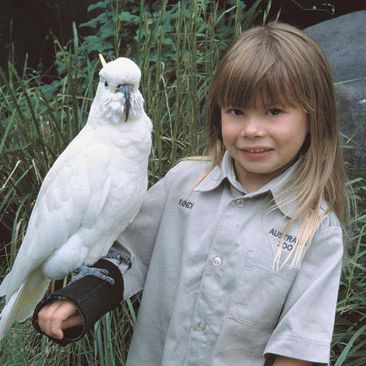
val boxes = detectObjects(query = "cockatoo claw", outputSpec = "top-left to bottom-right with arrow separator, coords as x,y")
106,248 -> 132,269
71,265 -> 115,286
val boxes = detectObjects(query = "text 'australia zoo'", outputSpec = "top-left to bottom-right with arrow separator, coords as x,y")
269,228 -> 297,251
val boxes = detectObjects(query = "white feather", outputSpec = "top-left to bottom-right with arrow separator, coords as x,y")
0,57 -> 152,338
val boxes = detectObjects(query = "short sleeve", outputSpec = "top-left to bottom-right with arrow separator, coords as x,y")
111,170 -> 173,300
264,224 -> 343,365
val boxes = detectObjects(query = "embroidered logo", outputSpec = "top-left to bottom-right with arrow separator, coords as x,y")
268,228 -> 297,251
178,198 -> 194,209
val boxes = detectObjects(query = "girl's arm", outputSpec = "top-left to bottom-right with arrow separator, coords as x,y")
273,356 -> 312,366
33,258 -> 123,345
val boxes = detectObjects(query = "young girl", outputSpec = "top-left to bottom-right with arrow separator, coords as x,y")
33,22 -> 348,366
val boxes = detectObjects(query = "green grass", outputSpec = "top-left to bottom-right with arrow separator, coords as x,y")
0,1 -> 365,364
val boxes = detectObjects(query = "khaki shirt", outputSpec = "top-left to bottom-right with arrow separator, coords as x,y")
113,152 -> 343,366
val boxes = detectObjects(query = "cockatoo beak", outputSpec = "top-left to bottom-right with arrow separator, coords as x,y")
121,84 -> 131,122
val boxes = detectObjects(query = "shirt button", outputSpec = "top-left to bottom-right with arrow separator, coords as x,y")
212,256 -> 223,267
235,198 -> 245,207
197,321 -> 209,332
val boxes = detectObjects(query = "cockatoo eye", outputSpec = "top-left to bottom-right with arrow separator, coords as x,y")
104,81 -> 108,87
117,84 -> 122,89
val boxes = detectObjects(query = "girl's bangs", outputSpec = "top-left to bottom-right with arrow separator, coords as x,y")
216,47 -> 307,110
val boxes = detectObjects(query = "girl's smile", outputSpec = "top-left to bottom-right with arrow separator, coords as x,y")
239,146 -> 274,160
221,104 -> 308,192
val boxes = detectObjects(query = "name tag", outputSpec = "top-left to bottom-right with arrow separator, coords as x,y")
178,198 -> 194,209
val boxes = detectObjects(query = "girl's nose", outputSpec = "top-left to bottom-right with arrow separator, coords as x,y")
240,116 -> 265,137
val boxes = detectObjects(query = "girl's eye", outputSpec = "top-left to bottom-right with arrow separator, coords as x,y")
104,81 -> 108,87
230,109 -> 243,116
267,108 -> 282,116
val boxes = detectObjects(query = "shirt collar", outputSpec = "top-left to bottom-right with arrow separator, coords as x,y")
194,151 -> 300,218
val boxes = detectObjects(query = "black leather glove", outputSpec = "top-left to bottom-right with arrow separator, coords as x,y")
32,259 -> 123,346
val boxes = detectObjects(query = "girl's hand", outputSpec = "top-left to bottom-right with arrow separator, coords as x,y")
273,356 -> 312,366
37,299 -> 83,340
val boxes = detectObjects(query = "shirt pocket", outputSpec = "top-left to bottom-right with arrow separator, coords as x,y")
228,249 -> 297,331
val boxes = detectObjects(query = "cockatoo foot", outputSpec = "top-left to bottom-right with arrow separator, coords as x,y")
71,265 -> 115,286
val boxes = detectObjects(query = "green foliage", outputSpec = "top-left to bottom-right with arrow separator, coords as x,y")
0,0 -> 365,365
332,181 -> 366,365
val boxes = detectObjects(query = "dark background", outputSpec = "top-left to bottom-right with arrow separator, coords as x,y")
0,0 -> 365,76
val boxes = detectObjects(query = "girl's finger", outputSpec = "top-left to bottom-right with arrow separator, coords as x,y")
62,313 -> 83,330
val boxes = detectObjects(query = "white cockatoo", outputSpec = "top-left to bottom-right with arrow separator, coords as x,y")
0,56 -> 152,339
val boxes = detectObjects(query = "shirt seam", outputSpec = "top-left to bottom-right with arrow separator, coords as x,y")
267,334 -> 330,347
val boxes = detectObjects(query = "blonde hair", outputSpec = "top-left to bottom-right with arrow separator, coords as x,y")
205,22 -> 349,266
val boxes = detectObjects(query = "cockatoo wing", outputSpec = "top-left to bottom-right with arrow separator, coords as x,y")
1,129 -> 114,300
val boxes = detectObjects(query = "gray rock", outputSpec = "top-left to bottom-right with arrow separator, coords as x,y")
305,11 -> 366,176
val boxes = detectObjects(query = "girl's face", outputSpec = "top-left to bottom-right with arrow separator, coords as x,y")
221,103 -> 308,192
